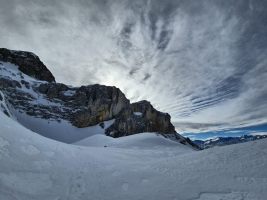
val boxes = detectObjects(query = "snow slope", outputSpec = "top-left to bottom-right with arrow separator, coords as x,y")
13,110 -> 115,143
74,132 -> 192,153
1,108 -> 267,199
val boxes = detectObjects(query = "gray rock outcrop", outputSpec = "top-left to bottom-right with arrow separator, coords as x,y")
37,83 -> 130,127
0,48 -> 55,82
106,100 -> 176,137
0,48 -> 198,148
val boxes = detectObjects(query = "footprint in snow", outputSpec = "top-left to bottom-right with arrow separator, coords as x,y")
19,138 -> 28,143
68,173 -> 86,200
34,160 -> 52,169
112,171 -> 120,177
122,183 -> 129,191
141,179 -> 149,184
44,151 -> 55,157
0,172 -> 52,195
0,137 -> 10,158
21,145 -> 40,156
104,164 -> 115,171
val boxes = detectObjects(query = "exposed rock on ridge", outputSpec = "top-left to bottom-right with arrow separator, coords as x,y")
0,48 -> 196,147
37,83 -> 130,127
0,48 -> 55,82
106,100 -> 176,137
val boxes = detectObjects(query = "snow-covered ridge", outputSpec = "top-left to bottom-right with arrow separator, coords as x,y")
0,60 -> 178,143
0,48 -> 197,149
0,48 -> 55,82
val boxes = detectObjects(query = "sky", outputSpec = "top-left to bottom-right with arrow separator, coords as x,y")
0,0 -> 267,137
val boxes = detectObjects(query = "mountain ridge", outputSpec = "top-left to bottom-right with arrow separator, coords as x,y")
0,48 -> 198,148
193,135 -> 267,149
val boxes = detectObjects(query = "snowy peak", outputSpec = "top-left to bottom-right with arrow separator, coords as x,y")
0,48 -> 55,82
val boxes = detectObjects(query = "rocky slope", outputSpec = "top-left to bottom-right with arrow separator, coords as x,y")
0,48 -> 197,148
0,48 -> 55,82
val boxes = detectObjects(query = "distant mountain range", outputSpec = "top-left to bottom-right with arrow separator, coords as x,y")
193,135 -> 267,149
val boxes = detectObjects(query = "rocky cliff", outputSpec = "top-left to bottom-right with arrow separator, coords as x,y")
106,101 -> 176,137
37,83 -> 130,127
0,48 -> 55,82
0,48 -> 196,147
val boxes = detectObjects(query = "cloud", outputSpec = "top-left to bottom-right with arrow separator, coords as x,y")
0,0 -> 267,133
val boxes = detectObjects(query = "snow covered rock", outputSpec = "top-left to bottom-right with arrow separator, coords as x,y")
0,48 -> 195,148
0,48 -> 55,82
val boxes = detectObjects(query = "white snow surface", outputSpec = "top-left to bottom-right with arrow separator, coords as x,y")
13,109 -> 115,143
1,110 -> 267,200
75,132 -> 190,151
0,61 -> 45,85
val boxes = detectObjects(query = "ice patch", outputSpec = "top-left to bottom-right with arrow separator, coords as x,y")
63,90 -> 76,96
133,112 -> 143,116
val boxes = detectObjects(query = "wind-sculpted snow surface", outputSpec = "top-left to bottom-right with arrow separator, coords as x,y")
0,109 -> 267,199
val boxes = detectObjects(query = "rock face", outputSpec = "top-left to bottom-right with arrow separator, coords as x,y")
0,48 -> 55,82
37,83 -> 130,127
106,101 -> 176,137
0,48 -> 197,148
